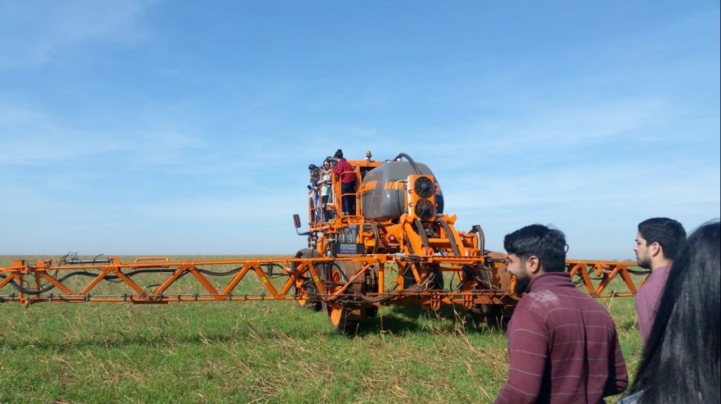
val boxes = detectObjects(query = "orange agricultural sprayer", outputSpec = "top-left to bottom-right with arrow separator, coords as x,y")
1,152 -> 647,333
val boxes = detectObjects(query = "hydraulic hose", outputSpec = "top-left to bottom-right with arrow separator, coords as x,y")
393,153 -> 422,175
439,219 -> 461,256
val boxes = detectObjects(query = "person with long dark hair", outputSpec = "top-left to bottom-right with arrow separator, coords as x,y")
620,220 -> 720,404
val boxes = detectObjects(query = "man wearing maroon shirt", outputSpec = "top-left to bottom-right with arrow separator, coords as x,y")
494,224 -> 628,404
331,149 -> 357,215
633,217 -> 686,345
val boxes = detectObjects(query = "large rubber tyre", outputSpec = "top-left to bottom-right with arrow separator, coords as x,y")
328,304 -> 360,335
470,304 -> 504,329
290,248 -> 323,311
324,261 -> 365,334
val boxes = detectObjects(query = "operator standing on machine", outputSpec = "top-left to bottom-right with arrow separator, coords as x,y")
332,149 -> 357,215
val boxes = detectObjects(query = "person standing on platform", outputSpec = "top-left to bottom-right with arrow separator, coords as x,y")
332,149 -> 357,216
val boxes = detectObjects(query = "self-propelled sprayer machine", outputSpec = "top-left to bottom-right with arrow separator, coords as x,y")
1,152 -> 645,333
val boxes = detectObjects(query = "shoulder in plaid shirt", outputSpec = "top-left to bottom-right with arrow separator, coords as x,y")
332,159 -> 356,184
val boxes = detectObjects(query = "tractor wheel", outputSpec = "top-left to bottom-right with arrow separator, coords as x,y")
328,303 -> 361,335
324,261 -> 365,334
290,248 -> 323,311
470,304 -> 504,329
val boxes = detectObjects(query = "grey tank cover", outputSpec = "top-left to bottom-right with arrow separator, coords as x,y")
361,160 -> 444,220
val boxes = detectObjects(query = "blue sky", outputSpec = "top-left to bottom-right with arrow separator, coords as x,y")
1,1 -> 719,259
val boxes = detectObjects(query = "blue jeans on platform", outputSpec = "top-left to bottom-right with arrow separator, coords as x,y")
341,181 -> 356,215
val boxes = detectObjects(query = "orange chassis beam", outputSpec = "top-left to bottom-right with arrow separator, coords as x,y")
1,256 -> 646,309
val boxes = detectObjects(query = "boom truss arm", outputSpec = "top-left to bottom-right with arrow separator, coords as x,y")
565,260 -> 649,298
0,255 -> 508,307
2,256 -> 647,307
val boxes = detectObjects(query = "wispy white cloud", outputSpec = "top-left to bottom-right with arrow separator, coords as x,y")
0,103 -> 210,167
129,193 -> 298,221
441,161 -> 720,260
0,118 -> 121,165
0,0 -> 154,69
445,163 -> 719,211
310,96 -> 683,172
515,99 -> 677,143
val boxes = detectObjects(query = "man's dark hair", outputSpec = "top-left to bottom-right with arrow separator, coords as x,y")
625,220 -> 720,404
503,224 -> 567,273
638,218 -> 687,260
334,149 -> 343,159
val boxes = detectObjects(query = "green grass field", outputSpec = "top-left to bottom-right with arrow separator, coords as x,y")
1,255 -> 644,404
